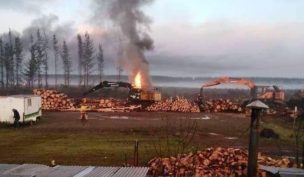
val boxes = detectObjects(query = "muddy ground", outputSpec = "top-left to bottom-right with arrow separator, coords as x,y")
0,111 -> 294,166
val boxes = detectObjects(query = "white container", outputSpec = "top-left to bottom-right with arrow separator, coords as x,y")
0,95 -> 42,124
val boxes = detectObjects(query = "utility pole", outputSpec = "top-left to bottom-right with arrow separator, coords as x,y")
246,100 -> 268,177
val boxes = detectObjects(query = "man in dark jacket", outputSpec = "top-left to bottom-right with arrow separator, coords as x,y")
12,109 -> 20,128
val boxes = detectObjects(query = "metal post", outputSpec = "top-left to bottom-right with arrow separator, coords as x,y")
246,100 -> 268,177
134,140 -> 139,166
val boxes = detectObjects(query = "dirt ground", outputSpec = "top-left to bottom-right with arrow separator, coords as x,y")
0,111 -> 294,166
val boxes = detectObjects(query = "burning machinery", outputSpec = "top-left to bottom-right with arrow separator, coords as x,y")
83,80 -> 161,103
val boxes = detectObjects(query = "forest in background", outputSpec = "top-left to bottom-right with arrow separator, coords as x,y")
0,28 -> 105,88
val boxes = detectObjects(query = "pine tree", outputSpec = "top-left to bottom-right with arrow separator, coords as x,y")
96,43 -> 104,82
77,34 -> 84,86
83,33 -> 94,87
0,38 -> 4,88
53,35 -> 59,87
24,45 -> 37,87
4,43 -> 11,87
43,31 -> 49,88
14,36 -> 23,86
8,29 -> 15,86
36,29 -> 44,87
24,34 -> 37,87
61,41 -> 72,86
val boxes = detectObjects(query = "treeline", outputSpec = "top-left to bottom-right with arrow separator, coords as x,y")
0,29 -> 104,88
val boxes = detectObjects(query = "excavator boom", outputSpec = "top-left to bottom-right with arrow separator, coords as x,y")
83,81 -> 132,97
197,76 -> 285,111
200,77 -> 257,97
82,80 -> 161,103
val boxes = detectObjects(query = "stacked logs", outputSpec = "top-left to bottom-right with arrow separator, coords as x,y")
146,96 -> 200,113
99,98 -> 125,108
81,98 -> 139,112
148,147 -> 292,177
202,99 -> 243,113
33,89 -> 75,111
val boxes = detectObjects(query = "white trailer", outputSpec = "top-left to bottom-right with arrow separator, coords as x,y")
0,95 -> 42,124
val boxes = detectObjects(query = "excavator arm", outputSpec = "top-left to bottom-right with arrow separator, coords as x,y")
200,77 -> 256,96
197,77 -> 285,111
197,77 -> 258,111
83,81 -> 132,97
81,80 -> 160,103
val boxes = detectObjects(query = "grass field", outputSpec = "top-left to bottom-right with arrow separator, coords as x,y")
0,111 -> 296,166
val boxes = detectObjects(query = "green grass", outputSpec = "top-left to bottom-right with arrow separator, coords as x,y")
262,122 -> 294,141
0,113 -> 296,166
0,128 -> 194,166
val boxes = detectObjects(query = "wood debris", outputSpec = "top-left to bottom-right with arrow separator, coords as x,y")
148,147 -> 292,177
146,96 -> 200,113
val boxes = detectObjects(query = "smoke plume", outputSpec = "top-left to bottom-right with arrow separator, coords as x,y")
93,0 -> 154,89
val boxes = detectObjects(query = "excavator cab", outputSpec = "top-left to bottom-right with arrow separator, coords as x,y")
257,85 -> 285,104
129,88 -> 141,101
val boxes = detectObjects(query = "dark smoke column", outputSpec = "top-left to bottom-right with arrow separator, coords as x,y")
95,0 -> 154,89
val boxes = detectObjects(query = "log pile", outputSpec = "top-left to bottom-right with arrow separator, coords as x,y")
202,99 -> 244,113
33,89 -> 140,112
148,147 -> 292,177
146,96 -> 200,113
99,98 -> 125,108
78,98 -> 138,112
98,105 -> 141,112
33,89 -> 75,110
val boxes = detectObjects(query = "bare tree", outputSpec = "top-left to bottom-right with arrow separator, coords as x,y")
14,36 -> 23,86
96,43 -> 104,82
8,29 -> 15,86
36,29 -> 43,87
77,34 -> 84,86
83,33 -> 94,87
24,35 -> 37,88
151,117 -> 198,158
52,34 -> 59,87
4,42 -> 14,88
0,38 -> 4,88
61,41 -> 72,86
42,31 -> 49,88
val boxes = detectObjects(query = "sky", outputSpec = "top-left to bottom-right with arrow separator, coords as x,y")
0,0 -> 303,78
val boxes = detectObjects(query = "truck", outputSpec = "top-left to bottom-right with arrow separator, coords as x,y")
0,95 -> 42,124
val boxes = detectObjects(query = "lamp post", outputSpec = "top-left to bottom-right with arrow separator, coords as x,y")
246,100 -> 269,177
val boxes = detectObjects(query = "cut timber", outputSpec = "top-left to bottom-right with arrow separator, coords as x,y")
203,99 -> 244,113
146,96 -> 200,113
148,147 -> 293,177
33,89 -> 75,111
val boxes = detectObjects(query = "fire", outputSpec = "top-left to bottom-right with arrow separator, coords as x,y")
134,72 -> 142,89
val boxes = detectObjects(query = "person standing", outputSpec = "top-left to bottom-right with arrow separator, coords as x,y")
80,98 -> 88,126
12,109 -> 20,128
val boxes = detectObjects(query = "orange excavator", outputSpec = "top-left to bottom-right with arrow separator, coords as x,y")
197,76 -> 285,110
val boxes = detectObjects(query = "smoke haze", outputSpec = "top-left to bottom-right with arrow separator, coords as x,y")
93,0 -> 154,89
0,0 -> 304,79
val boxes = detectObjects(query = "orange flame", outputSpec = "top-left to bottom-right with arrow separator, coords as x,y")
134,72 -> 142,89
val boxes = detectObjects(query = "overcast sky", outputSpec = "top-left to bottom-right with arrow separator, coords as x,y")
0,0 -> 303,78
